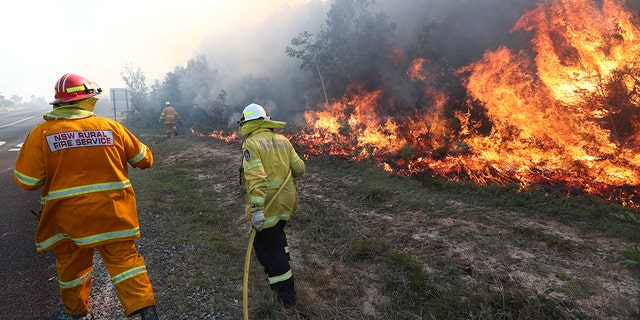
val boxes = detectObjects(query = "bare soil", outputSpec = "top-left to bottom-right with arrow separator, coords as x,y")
49,135 -> 640,319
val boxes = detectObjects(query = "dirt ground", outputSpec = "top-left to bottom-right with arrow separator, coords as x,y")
48,136 -> 639,319
195,138 -> 640,319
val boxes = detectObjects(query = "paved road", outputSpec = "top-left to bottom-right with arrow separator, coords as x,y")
0,107 -> 63,319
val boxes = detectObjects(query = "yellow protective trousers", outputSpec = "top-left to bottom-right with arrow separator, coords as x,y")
164,122 -> 177,136
53,240 -> 156,317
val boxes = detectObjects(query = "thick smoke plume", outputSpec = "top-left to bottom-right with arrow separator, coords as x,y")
139,0 -> 640,207
145,0 -> 544,125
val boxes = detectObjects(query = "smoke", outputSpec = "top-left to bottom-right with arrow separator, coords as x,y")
196,1 -> 330,124
370,0 -> 543,113
157,0 -> 545,125
373,0 -> 541,66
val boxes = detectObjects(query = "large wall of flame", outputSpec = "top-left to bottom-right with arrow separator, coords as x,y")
294,0 -> 640,207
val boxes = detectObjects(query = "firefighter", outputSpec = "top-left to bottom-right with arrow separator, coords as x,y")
13,73 -> 159,320
159,101 -> 182,137
239,103 -> 305,308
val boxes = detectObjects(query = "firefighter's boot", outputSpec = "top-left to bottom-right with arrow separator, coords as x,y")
135,306 -> 158,320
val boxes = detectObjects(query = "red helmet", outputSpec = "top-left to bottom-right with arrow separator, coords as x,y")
50,73 -> 102,105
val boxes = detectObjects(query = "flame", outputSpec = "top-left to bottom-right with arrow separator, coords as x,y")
389,46 -> 406,66
407,58 -> 428,81
199,0 -> 639,208
191,128 -> 241,143
512,0 -> 640,105
291,0 -> 640,208
299,85 -> 406,159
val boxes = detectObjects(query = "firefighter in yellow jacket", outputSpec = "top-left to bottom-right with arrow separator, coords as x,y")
159,101 -> 181,137
239,103 -> 305,308
13,73 -> 159,320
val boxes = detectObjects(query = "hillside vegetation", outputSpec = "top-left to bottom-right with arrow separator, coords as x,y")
130,131 -> 640,320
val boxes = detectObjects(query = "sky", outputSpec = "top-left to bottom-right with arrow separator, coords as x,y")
0,0 -> 319,102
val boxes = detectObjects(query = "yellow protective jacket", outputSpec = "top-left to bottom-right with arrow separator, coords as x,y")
242,127 -> 305,229
160,106 -> 180,124
14,113 -> 153,253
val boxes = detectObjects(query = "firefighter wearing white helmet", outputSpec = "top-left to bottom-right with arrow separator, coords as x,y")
159,101 -> 182,137
239,103 -> 305,308
239,103 -> 270,124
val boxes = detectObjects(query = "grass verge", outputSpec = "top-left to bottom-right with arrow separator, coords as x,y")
129,130 -> 640,319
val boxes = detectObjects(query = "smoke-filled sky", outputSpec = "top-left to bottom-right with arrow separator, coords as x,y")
0,0 -> 323,101
0,0 -> 544,110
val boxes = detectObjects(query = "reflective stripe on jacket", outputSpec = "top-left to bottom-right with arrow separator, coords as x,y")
13,115 -> 153,253
242,128 -> 305,229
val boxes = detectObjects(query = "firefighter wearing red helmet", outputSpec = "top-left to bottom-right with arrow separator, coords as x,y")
13,73 -> 159,319
239,103 -> 305,308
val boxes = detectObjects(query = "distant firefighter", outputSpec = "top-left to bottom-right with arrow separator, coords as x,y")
159,101 -> 182,137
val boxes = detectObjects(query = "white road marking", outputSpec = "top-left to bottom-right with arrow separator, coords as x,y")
9,143 -> 22,151
0,113 -> 42,129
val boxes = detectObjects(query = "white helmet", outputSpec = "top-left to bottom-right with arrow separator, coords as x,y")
239,103 -> 270,125
165,101 -> 171,106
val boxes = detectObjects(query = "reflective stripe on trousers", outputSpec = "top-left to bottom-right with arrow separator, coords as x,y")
253,220 -> 295,304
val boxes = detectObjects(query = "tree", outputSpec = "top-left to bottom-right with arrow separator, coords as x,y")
180,55 -> 217,111
147,55 -> 218,121
120,63 -> 149,114
286,31 -> 331,106
209,90 -> 230,127
0,92 -> 15,108
287,0 -> 396,103
10,95 -> 22,105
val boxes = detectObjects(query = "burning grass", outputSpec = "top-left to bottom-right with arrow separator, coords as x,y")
282,0 -> 640,209
128,131 -> 640,319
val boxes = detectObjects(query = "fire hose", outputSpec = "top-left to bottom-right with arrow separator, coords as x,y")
243,170 -> 292,320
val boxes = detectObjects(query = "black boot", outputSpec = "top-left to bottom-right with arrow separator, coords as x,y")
273,278 -> 296,308
135,306 -> 158,320
281,294 -> 296,308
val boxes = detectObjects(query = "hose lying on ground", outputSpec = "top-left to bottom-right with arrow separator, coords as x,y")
243,170 -> 292,320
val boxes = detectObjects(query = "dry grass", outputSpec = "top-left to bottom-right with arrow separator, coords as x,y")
128,131 -> 640,320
